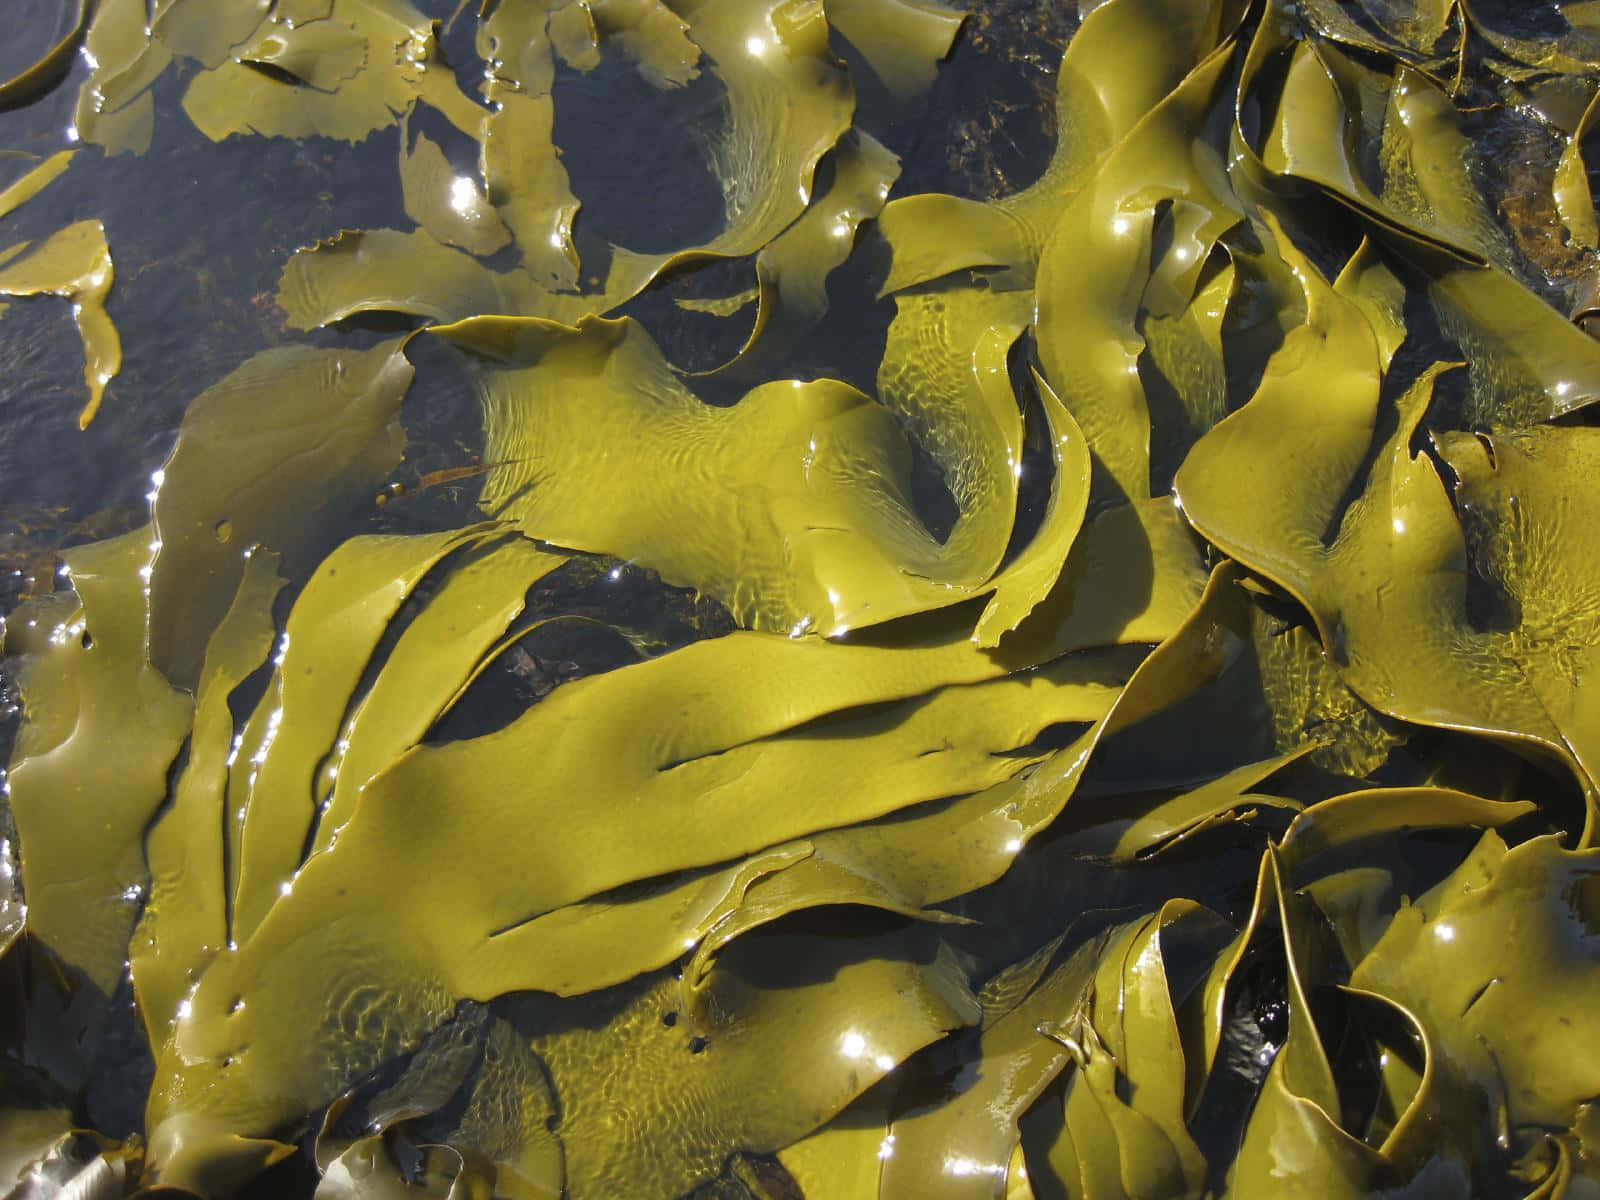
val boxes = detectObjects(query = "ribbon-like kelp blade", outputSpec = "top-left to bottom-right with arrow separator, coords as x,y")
132,549 -> 286,1051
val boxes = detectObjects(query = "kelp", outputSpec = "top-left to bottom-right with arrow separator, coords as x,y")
0,149 -> 120,432
7,0 -> 1600,1196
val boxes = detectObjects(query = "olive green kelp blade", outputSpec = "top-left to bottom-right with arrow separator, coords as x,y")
147,339 -> 415,690
3,531 -> 191,994
443,313 -> 1000,635
1176,217 -> 1600,837
0,220 -> 120,430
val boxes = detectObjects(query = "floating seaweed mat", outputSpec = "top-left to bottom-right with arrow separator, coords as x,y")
5,0 -> 1600,1195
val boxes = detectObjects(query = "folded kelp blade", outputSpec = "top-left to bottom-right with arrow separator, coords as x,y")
146,338 -> 416,691
875,900 -> 1230,1200
1240,5 -> 1600,426
876,0 -> 1243,294
1176,219 -> 1600,841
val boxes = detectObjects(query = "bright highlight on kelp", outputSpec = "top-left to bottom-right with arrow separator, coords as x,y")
5,0 -> 1600,1196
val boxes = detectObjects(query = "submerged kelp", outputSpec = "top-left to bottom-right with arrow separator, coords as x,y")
6,0 -> 1600,1196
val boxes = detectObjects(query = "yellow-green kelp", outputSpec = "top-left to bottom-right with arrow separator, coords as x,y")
4,0 -> 1600,1196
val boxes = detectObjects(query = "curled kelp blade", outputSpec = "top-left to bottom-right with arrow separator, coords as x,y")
695,128 -> 901,379
311,1009 -> 564,1200
1553,84 -> 1600,251
877,0 -> 1241,293
1177,228 -> 1600,837
0,0 -> 91,108
1020,900 -> 1239,1200
876,282 -> 1030,591
882,900 -> 1232,1200
972,369 -> 1090,646
1033,38 -> 1238,509
1219,850 -> 1414,1198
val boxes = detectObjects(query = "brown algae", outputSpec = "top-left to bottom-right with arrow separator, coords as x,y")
4,0 -> 1600,1196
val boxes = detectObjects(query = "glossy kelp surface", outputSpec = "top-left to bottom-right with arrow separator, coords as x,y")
4,0 -> 1600,1196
